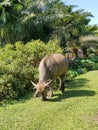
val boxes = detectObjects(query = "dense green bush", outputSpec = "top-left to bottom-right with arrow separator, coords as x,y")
67,56 -> 98,79
0,39 -> 98,101
0,39 -> 62,100
81,56 -> 98,70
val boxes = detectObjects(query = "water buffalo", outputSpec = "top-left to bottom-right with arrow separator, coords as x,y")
31,54 -> 68,101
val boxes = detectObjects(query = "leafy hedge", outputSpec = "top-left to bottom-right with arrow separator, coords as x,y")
0,39 -> 62,101
67,56 -> 98,79
0,39 -> 98,101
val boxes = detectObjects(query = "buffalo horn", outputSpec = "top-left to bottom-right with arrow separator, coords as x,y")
31,80 -> 37,88
45,80 -> 52,87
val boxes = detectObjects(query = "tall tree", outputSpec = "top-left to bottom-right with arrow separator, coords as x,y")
0,0 -> 95,46
0,0 -> 24,44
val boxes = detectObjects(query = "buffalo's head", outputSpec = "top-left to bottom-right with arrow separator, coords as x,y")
31,80 -> 52,101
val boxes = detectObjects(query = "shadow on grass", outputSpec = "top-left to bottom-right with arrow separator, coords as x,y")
48,77 -> 95,102
0,92 -> 34,107
0,78 -> 95,105
47,90 -> 96,102
65,78 -> 90,89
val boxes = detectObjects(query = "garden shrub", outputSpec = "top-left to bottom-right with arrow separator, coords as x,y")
0,39 -> 62,100
67,56 -> 98,79
66,69 -> 78,80
0,39 -> 98,101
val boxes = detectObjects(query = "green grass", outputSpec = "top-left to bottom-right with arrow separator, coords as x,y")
0,70 -> 98,130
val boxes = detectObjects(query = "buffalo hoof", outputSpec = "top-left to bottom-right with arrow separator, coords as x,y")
47,91 -> 53,98
61,89 -> 65,93
59,88 -> 65,93
41,97 -> 47,101
33,94 -> 37,98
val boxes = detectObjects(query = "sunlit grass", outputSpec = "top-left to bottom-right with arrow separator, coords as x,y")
0,70 -> 98,130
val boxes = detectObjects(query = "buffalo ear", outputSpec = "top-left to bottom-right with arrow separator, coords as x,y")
31,80 -> 37,89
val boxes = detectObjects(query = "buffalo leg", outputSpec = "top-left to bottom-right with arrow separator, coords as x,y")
34,90 -> 38,98
47,81 -> 53,98
41,91 -> 47,101
59,74 -> 65,93
47,87 -> 53,98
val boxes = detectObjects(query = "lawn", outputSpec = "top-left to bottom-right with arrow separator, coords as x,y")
0,70 -> 98,130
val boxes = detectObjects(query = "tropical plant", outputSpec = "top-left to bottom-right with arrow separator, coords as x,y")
0,0 -> 24,44
0,0 -> 95,46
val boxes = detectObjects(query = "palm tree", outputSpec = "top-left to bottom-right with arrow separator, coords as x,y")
0,0 -> 95,46
0,0 -> 24,44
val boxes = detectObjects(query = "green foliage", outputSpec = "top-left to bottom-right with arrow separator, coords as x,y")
0,39 -> 98,101
81,56 -> 98,70
67,56 -> 98,79
0,40 -> 62,100
0,0 -> 94,45
0,0 -> 24,43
